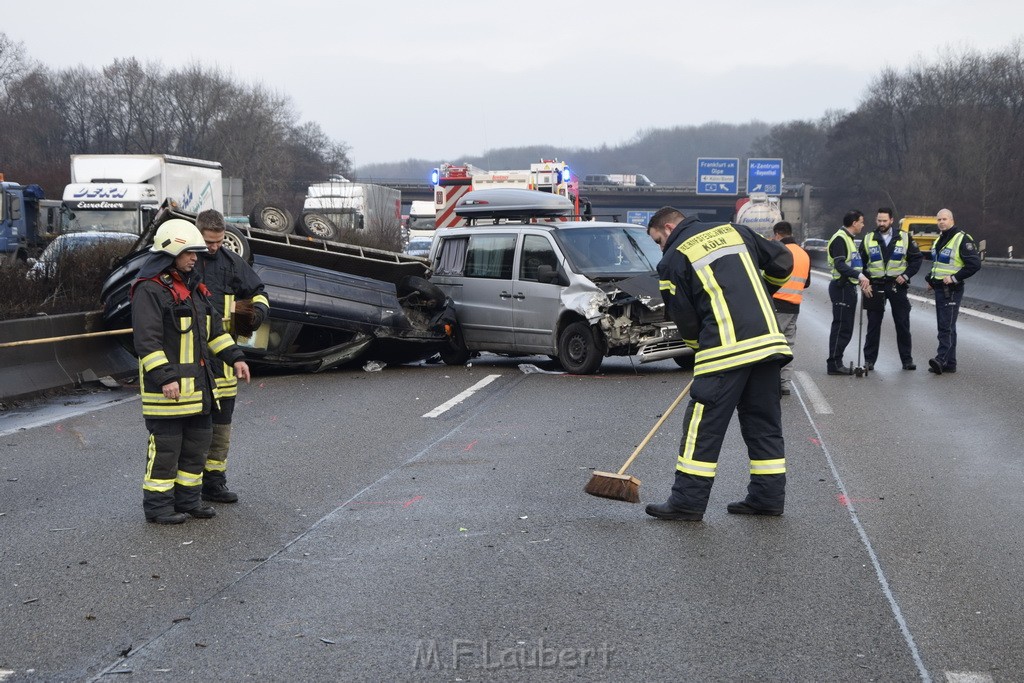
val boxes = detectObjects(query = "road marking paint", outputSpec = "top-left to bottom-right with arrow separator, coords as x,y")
945,674 -> 994,683
0,395 -> 139,438
794,371 -> 832,414
463,439 -> 478,451
910,291 -> 1024,330
422,374 -> 501,418
794,391 -> 932,683
0,670 -> 14,682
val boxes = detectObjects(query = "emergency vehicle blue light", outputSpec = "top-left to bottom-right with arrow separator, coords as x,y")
430,168 -> 440,185
560,167 -> 572,183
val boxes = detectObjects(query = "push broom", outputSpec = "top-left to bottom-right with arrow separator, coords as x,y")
584,380 -> 692,503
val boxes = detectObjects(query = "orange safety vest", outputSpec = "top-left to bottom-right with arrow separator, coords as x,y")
773,242 -> 810,305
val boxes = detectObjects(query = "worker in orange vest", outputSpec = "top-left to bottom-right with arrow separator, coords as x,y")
771,222 -> 810,395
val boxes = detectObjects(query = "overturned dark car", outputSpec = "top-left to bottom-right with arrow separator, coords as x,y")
100,207 -> 456,372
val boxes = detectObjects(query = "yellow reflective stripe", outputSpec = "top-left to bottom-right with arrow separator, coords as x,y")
143,434 -> 172,491
141,350 -> 169,372
179,317 -> 194,364
143,478 -> 175,492
750,458 -> 786,475
224,294 -> 235,323
677,458 -> 717,477
696,267 -> 735,346
677,224 -> 744,263
213,385 -> 238,400
181,376 -> 195,397
679,401 -> 704,466
251,294 -> 269,308
176,470 -> 203,487
688,243 -> 745,271
659,279 -> 676,295
696,332 -> 789,363
209,333 -> 234,355
205,458 -> 227,472
141,389 -> 204,404
740,252 -> 781,334
684,338 -> 699,349
695,343 -> 792,375
142,403 -> 204,417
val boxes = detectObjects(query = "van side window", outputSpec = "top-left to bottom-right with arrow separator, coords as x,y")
465,235 -> 516,279
519,235 -> 558,282
435,237 -> 468,275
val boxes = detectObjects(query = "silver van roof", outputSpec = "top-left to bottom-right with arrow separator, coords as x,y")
454,188 -> 573,220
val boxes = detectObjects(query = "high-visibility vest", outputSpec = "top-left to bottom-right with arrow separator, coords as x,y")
827,229 -> 862,283
863,231 -> 910,278
931,231 -> 969,279
774,242 -> 809,305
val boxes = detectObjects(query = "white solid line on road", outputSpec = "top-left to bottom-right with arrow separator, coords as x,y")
944,673 -> 995,683
0,670 -> 14,682
422,374 -> 502,418
910,291 -> 1024,330
794,371 -> 833,414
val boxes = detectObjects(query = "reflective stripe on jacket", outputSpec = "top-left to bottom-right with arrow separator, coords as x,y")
828,228 -> 862,283
773,241 -> 809,306
863,231 -> 910,278
930,231 -> 967,279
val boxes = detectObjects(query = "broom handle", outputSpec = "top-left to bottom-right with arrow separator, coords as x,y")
0,328 -> 133,349
617,380 -> 693,475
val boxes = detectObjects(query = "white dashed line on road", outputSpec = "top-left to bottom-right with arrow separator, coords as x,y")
422,374 -> 502,418
794,371 -> 833,414
944,673 -> 995,683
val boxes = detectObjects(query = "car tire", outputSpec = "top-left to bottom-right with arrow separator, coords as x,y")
249,203 -> 293,234
439,323 -> 472,366
297,212 -> 340,241
222,225 -> 252,263
557,321 -> 604,374
397,275 -> 446,310
672,351 -> 696,370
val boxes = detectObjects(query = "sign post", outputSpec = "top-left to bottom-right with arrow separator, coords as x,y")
696,158 -> 739,195
746,158 -> 783,195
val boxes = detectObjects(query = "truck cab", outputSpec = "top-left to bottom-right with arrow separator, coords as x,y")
1,178 -> 54,261
62,183 -> 159,234
899,215 -> 939,255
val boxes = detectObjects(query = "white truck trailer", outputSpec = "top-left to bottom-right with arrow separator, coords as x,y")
63,154 -> 223,234
301,178 -> 402,249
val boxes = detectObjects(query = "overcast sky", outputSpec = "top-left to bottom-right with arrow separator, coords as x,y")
5,1 -> 1022,167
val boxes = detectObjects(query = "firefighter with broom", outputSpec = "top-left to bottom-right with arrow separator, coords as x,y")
637,207 -> 793,521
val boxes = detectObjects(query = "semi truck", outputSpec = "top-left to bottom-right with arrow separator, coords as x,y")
62,154 -> 223,235
1,174 -> 65,261
432,159 -> 577,228
300,177 -> 402,249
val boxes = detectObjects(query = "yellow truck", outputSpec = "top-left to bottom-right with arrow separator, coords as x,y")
899,215 -> 939,255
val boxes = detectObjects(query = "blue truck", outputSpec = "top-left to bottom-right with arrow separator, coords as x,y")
1,175 -> 64,262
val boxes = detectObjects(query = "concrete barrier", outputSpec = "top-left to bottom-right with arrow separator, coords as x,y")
0,311 -> 137,403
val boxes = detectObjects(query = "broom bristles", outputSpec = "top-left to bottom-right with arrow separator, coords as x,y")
584,471 -> 641,504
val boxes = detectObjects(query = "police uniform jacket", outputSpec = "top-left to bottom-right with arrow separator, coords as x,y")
858,228 -> 923,283
658,217 -> 794,376
926,226 -> 981,289
132,264 -> 245,419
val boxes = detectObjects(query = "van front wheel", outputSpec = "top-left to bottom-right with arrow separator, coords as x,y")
557,322 -> 604,374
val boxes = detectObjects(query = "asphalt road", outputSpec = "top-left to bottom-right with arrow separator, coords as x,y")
1,274 -> 1021,682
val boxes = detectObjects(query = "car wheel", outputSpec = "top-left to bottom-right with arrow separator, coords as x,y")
439,323 -> 472,366
672,352 -> 695,370
249,203 -> 293,234
297,213 -> 339,241
222,225 -> 252,263
398,275 -> 446,309
557,321 -> 604,374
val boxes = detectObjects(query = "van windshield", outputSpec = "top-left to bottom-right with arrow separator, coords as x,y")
555,226 -> 662,277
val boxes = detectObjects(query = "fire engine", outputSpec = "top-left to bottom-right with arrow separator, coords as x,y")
431,159 -> 578,228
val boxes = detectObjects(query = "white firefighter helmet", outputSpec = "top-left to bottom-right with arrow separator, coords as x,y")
150,219 -> 208,256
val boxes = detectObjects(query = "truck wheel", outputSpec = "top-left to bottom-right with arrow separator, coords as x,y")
297,213 -> 339,241
222,225 -> 252,263
249,204 -> 293,234
557,321 -> 605,374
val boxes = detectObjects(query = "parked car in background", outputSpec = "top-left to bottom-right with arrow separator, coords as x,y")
404,236 -> 432,258
26,231 -> 136,280
101,208 -> 456,372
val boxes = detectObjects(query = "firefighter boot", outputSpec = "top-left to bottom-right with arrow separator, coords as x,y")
175,477 -> 215,519
728,473 -> 786,516
645,471 -> 711,521
144,490 -> 187,524
202,423 -> 239,503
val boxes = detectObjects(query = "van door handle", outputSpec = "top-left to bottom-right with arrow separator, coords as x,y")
512,293 -> 525,300
499,291 -> 512,299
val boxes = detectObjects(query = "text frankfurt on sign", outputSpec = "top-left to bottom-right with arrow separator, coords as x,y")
746,158 -> 783,195
696,158 -> 739,195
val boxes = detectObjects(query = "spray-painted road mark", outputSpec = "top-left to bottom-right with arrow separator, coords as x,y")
794,371 -> 833,414
422,374 -> 501,418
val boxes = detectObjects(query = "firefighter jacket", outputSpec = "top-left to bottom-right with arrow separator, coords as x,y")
859,229 -> 922,282
827,227 -> 863,283
658,217 -> 794,377
772,237 -> 810,314
928,227 -> 981,287
196,248 -> 269,399
131,267 -> 245,419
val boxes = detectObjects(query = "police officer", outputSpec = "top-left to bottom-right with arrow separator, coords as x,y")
194,209 -> 270,504
645,207 -> 793,521
771,221 -> 810,395
926,208 -> 981,374
858,208 -> 923,370
131,219 -> 250,524
826,210 -> 872,375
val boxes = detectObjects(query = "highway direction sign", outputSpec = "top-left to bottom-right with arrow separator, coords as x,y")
697,158 -> 739,195
746,158 -> 783,195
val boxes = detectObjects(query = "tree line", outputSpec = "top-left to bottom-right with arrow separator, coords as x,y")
0,32 -> 351,211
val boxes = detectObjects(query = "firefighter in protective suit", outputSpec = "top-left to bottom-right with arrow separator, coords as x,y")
194,209 -> 270,504
645,207 -> 793,521
131,219 -> 251,524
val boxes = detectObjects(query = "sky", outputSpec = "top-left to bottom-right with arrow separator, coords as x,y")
5,1 -> 1022,168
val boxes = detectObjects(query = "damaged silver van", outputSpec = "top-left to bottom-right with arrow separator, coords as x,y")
428,188 -> 693,374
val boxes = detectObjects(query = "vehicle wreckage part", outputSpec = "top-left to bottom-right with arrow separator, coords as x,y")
398,276 -> 447,310
222,224 -> 252,262
249,203 -> 294,235
297,212 -> 340,241
557,321 -> 606,375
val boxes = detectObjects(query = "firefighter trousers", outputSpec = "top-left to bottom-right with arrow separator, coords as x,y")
668,361 -> 787,513
143,413 -> 213,520
205,397 -> 235,487
863,282 -> 913,365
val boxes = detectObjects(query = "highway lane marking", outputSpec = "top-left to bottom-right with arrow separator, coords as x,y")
794,388 -> 932,683
944,673 -> 994,682
794,371 -> 832,414
909,291 -> 1024,330
422,374 -> 502,418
